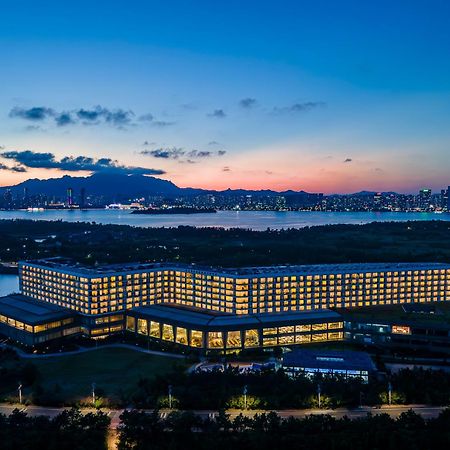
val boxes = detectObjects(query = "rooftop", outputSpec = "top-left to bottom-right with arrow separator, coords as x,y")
129,304 -> 342,329
0,294 -> 75,325
282,349 -> 376,372
20,257 -> 450,278
340,302 -> 450,328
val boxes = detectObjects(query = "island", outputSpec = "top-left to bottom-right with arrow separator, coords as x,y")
131,207 -> 217,215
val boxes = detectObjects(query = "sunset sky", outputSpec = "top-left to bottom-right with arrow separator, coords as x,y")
1,0 -> 449,193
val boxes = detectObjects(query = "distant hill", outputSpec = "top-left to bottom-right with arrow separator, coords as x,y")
0,173 -> 320,202
0,173 -> 181,201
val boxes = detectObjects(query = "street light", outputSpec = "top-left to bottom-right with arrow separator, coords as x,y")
168,385 -> 173,409
92,382 -> 96,406
243,385 -> 248,410
18,382 -> 22,405
317,383 -> 321,409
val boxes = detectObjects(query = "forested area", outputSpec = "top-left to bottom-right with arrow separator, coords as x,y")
117,408 -> 450,450
1,219 -> 449,267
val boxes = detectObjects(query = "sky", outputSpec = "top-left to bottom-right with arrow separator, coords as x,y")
0,0 -> 449,194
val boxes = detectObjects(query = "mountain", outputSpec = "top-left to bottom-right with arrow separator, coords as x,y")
0,173 -> 321,202
0,173 -> 181,200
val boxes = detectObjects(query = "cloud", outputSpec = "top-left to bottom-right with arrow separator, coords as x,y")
141,147 -> 185,160
143,141 -> 157,146
0,162 -> 27,172
207,109 -> 226,118
273,101 -> 325,114
222,166 -> 231,172
208,141 -> 220,146
239,98 -> 257,109
55,112 -> 76,127
152,120 -> 175,127
1,150 -> 165,175
76,106 -> 134,126
141,147 -> 226,163
139,113 -> 154,122
9,106 -> 55,121
343,158 -> 352,163
11,105 -> 139,128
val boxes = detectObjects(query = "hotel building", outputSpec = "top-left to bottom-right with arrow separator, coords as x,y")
0,258 -> 449,351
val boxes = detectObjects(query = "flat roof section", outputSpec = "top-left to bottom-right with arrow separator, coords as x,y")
0,294 -> 75,325
282,349 -> 376,372
21,258 -> 450,278
340,302 -> 450,329
129,304 -> 342,329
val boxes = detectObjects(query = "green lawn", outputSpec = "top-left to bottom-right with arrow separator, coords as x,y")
31,348 -> 187,404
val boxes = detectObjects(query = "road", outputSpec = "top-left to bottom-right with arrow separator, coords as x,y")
0,404 -> 446,429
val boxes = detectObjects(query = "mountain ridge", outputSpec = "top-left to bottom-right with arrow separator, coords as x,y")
0,173 -> 322,200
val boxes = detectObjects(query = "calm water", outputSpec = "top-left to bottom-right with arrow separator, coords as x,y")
0,274 -> 19,297
0,209 -> 448,230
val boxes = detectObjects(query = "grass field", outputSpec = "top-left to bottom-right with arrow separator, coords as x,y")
30,347 -> 187,404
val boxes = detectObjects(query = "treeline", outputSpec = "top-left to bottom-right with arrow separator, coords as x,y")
0,408 -> 110,450
1,219 -> 450,267
117,409 -> 450,450
132,366 -> 450,410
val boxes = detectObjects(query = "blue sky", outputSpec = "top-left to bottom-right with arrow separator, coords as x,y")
0,0 -> 449,193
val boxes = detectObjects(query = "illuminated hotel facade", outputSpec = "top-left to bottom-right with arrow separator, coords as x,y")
0,259 -> 449,351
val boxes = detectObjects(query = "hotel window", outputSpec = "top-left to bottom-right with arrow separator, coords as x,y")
208,331 -> 224,348
226,330 -> 242,348
263,337 -> 277,347
278,335 -> 295,344
312,323 -> 327,331
244,329 -> 259,347
189,330 -> 203,347
278,326 -> 295,334
126,316 -> 135,331
263,327 -> 277,335
176,327 -> 188,345
392,325 -> 411,335
296,334 -> 311,343
312,333 -> 328,342
162,324 -> 174,341
149,321 -> 160,338
137,318 -> 148,335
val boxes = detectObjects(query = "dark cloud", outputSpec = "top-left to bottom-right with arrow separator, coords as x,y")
141,147 -> 226,162
55,112 -> 76,127
141,147 -> 185,159
239,98 -> 257,108
207,109 -> 226,118
273,101 -> 326,114
11,105 -> 137,128
222,166 -> 231,172
0,162 -> 27,172
343,158 -> 352,163
76,106 -> 134,126
1,150 -> 165,175
9,106 -> 55,121
187,150 -> 212,158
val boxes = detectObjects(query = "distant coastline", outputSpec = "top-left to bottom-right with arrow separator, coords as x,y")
131,207 -> 217,215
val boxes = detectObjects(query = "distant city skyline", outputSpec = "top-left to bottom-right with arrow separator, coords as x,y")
1,1 -> 450,194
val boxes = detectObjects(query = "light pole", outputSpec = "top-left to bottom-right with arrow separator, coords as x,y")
18,382 -> 22,405
168,385 -> 173,409
317,383 -> 321,409
92,382 -> 96,407
243,385 -> 248,410
388,382 -> 392,406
